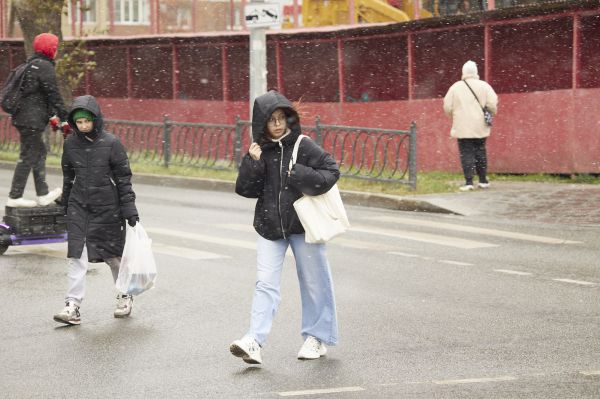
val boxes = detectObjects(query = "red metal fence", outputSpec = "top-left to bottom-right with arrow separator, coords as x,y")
0,1 -> 598,173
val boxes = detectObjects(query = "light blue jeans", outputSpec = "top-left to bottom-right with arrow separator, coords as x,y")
246,234 -> 338,347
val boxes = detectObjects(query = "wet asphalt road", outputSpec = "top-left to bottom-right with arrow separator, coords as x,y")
1,169 -> 600,398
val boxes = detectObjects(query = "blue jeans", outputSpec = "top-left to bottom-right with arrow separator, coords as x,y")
246,234 -> 338,347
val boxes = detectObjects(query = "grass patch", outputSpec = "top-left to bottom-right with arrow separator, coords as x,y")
131,163 -> 239,181
1,150 -> 598,196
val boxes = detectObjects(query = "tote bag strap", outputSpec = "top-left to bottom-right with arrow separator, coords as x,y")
289,134 -> 308,172
463,80 -> 486,114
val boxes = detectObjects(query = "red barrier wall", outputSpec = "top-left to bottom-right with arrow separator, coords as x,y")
97,86 -> 600,174
2,3 -> 599,174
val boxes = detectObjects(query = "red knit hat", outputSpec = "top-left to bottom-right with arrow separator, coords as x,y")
33,33 -> 59,60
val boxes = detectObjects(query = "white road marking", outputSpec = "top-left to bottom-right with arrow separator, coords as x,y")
219,223 -> 403,251
277,386 -> 365,397
368,216 -> 582,244
5,243 -> 67,259
439,260 -> 473,266
580,370 -> 600,376
432,376 -> 517,385
152,243 -> 227,260
5,241 -> 226,262
352,225 -> 497,249
552,278 -> 596,286
146,226 -> 292,256
146,227 -> 256,250
332,237 -> 402,251
494,269 -> 533,276
218,224 -> 255,233
389,251 -> 420,257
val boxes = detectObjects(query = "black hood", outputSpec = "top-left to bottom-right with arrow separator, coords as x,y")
68,95 -> 104,139
251,90 -> 300,143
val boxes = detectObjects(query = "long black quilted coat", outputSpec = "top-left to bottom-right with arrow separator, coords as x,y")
235,90 -> 340,241
61,95 -> 138,262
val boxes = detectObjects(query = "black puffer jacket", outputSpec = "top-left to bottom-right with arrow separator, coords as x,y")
61,95 -> 138,262
12,53 -> 68,131
235,90 -> 340,241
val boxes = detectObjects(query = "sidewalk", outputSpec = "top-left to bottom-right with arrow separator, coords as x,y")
2,161 -> 599,226
412,181 -> 600,226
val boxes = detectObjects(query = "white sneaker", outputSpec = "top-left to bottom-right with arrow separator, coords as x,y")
53,301 -> 81,325
297,336 -> 327,360
114,294 -> 133,318
37,188 -> 62,206
459,184 -> 474,192
478,182 -> 491,189
230,336 -> 262,364
6,197 -> 37,207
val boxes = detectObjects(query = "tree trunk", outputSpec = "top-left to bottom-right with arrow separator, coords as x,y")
12,0 -> 64,57
11,0 -> 77,105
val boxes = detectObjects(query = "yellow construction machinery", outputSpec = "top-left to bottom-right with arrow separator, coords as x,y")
302,0 -> 433,26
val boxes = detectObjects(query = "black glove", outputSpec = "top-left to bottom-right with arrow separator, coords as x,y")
127,216 -> 139,227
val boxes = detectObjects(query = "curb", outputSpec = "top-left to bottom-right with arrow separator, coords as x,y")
0,160 -> 456,215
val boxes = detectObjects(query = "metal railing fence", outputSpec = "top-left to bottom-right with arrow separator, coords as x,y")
0,114 -> 417,188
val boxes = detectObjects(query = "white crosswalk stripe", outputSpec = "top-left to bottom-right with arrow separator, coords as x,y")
146,226 -> 293,257
218,223 -> 404,251
1,213 -> 581,261
351,225 -> 497,249
5,237 -> 227,261
367,215 -> 581,244
5,243 -> 66,259
146,227 -> 256,250
152,243 -> 227,260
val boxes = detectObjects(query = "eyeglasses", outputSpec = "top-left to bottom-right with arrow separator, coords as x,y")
267,115 -> 286,125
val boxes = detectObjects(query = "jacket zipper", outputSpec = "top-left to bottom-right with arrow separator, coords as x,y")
277,141 -> 286,239
83,143 -> 90,236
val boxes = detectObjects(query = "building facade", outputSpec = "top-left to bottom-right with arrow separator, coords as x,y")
1,0 -> 245,38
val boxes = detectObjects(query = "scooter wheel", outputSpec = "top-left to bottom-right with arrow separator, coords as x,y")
0,225 -> 10,255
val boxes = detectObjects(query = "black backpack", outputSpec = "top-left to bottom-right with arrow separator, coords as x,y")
0,61 -> 31,115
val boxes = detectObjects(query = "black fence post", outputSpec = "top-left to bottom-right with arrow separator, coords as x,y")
163,115 -> 172,168
234,115 -> 242,170
315,116 -> 323,146
409,121 -> 417,190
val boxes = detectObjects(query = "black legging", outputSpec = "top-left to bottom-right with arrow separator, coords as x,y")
457,138 -> 488,186
9,127 -> 49,199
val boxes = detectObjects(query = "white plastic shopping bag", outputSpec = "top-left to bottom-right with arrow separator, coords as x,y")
116,222 -> 157,295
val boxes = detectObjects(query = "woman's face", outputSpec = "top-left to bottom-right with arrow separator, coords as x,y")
266,109 -> 287,140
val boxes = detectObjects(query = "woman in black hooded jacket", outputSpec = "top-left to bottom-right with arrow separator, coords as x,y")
230,90 -> 340,365
53,95 -> 139,326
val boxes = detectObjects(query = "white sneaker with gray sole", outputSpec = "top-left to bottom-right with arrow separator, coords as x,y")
230,336 -> 262,364
114,294 -> 133,318
297,336 -> 327,360
53,301 -> 81,325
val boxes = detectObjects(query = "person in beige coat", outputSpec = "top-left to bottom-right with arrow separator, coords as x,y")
443,60 -> 498,191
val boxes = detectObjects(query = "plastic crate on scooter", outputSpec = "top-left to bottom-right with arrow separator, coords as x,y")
3,204 -> 67,236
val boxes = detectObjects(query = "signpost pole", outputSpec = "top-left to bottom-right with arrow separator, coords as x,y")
249,27 -> 267,141
246,1 -> 281,141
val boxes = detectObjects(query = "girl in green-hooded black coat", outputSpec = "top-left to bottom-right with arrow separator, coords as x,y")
53,95 -> 139,326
